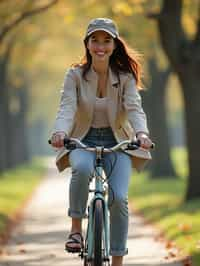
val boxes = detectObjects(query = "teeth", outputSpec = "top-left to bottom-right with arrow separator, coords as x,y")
96,52 -> 105,55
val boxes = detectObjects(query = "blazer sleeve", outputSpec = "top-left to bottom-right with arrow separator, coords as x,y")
53,68 -> 77,135
123,75 -> 149,135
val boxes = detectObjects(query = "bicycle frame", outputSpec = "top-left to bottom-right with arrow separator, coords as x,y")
86,146 -> 110,262
48,137 -> 153,265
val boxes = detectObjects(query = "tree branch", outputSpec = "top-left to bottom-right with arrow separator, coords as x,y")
0,0 -> 59,43
156,0 -> 187,67
194,0 -> 200,45
0,34 -> 17,86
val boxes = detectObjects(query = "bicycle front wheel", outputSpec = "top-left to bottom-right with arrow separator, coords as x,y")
94,199 -> 104,266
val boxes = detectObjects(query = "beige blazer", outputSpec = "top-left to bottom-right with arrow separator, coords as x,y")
53,66 -> 152,172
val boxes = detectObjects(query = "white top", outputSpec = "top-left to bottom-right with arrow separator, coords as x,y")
91,97 -> 110,128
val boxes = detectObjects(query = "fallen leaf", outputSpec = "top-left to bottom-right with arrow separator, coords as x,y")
178,223 -> 192,232
19,248 -> 26,254
168,251 -> 177,258
183,256 -> 192,266
165,241 -> 175,249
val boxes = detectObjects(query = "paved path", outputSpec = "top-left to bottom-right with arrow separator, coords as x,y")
0,158 -> 185,266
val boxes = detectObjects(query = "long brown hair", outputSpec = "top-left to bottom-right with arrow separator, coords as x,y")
73,35 -> 143,89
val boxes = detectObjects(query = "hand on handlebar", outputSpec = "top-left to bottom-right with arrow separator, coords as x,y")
135,132 -> 154,150
50,132 -> 69,148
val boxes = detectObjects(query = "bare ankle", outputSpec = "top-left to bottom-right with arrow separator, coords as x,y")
112,255 -> 123,266
71,218 -> 82,233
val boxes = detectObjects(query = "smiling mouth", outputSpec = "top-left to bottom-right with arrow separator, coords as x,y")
95,52 -> 106,56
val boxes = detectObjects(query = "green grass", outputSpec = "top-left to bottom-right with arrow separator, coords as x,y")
171,147 -> 188,178
129,147 -> 200,266
0,158 -> 46,235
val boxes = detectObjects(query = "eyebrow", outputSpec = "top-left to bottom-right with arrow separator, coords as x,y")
91,35 -> 112,39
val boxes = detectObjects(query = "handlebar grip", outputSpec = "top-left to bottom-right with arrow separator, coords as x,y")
128,140 -> 155,150
151,143 -> 155,149
48,137 -> 69,146
64,137 -> 70,145
135,139 -> 155,149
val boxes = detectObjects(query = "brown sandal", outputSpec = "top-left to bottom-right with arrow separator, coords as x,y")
65,232 -> 84,253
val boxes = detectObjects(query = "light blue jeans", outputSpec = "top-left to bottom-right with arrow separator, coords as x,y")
68,127 -> 132,256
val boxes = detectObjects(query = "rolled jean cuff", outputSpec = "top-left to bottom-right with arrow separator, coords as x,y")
110,248 -> 128,256
68,209 -> 87,219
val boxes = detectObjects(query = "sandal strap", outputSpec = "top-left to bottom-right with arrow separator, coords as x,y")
66,232 -> 83,244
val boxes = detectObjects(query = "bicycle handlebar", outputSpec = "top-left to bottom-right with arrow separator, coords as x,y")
48,137 -> 155,151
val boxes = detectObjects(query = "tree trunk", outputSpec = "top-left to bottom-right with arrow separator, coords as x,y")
17,85 -> 30,163
9,85 -> 30,167
149,0 -> 200,200
179,69 -> 200,200
0,65 -> 8,172
0,53 -> 10,172
142,57 -> 176,178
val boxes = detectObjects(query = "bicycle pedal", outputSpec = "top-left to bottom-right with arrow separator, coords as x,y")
79,251 -> 84,258
65,248 -> 81,253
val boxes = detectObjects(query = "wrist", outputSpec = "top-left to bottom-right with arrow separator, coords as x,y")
52,131 -> 67,137
53,131 -> 66,134
136,131 -> 149,138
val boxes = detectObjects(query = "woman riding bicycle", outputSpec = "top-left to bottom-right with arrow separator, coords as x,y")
50,18 -> 153,266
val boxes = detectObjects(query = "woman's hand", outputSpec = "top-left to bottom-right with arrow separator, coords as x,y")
51,131 -> 67,148
136,132 -> 152,149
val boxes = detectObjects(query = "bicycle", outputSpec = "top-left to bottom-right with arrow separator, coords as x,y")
49,137 -> 154,266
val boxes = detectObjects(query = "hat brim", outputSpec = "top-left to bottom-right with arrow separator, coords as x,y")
86,28 -> 117,38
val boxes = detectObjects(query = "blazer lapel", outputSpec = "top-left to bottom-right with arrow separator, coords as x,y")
85,67 -> 98,116
107,67 -> 120,128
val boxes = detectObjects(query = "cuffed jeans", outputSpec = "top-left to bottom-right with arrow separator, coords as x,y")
68,127 -> 132,256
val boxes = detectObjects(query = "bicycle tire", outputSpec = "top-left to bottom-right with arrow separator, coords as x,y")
94,199 -> 103,266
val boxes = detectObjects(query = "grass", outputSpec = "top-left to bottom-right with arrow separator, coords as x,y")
0,158 -> 46,237
129,147 -> 200,266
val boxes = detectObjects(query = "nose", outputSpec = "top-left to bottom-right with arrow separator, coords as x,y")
96,43 -> 105,51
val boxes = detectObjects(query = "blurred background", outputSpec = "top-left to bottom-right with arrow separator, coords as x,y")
0,0 -> 199,201
1,1 -> 200,263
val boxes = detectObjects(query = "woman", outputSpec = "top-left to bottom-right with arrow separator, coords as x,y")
51,18 -> 152,266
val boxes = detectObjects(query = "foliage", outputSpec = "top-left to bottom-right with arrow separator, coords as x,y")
1,0 -> 198,125
129,147 -> 200,265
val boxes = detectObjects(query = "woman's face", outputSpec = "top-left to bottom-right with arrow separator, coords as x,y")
87,31 -> 115,63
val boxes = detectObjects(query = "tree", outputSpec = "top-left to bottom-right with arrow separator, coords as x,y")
0,0 -> 59,42
141,56 -> 176,178
148,0 -> 200,200
0,40 -> 12,171
0,0 -> 59,172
